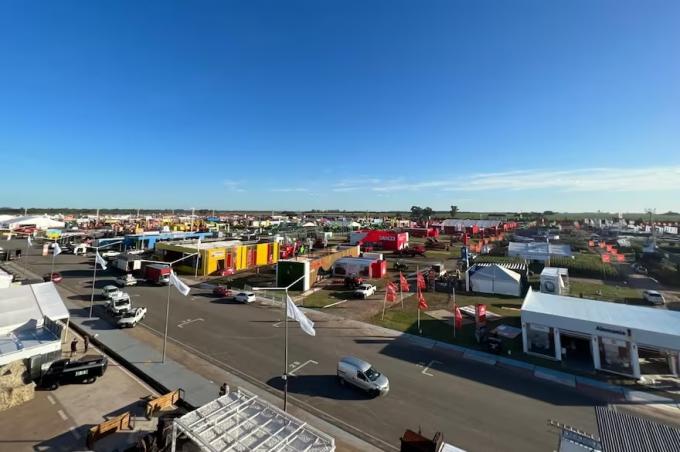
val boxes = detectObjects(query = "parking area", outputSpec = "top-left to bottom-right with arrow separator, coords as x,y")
0,329 -> 158,451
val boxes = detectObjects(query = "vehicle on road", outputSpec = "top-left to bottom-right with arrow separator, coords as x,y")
107,292 -> 132,315
234,292 -> 256,303
337,356 -> 389,397
145,263 -> 171,285
43,272 -> 63,284
632,263 -> 649,275
101,285 -> 122,299
213,285 -> 234,298
39,356 -> 108,390
116,273 -> 138,287
353,283 -> 377,299
117,307 -> 147,328
101,250 -> 120,259
643,290 -> 666,305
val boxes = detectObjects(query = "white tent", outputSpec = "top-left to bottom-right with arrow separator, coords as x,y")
0,282 -> 69,334
0,215 -> 65,231
466,264 -> 522,297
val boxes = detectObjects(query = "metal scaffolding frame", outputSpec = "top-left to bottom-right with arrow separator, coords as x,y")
171,387 -> 335,452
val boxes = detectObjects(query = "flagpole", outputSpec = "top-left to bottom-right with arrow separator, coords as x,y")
88,256 -> 98,318
283,287 -> 289,412
453,287 -> 457,338
50,240 -> 57,276
381,288 -> 387,321
163,277 -> 171,363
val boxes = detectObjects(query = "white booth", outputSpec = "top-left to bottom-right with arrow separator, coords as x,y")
521,289 -> 680,379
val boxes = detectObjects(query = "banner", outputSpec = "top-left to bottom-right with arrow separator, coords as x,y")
475,304 -> 487,326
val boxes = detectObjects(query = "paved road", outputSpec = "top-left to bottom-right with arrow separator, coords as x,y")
11,245 -> 601,451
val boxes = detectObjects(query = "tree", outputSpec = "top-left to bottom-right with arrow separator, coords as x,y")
410,206 -> 423,222
449,205 -> 458,218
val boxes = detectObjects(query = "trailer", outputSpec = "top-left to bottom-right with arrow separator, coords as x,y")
145,263 -> 171,285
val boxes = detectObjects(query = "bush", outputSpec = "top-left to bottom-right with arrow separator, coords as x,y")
550,256 -> 621,280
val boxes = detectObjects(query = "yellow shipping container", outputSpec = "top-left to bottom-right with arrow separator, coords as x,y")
256,243 -> 268,266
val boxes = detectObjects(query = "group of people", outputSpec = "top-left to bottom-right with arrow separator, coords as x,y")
69,335 -> 90,356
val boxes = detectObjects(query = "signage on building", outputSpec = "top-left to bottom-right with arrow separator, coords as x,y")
596,325 -> 629,337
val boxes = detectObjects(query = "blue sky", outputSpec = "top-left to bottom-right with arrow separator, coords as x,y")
1,1 -> 678,212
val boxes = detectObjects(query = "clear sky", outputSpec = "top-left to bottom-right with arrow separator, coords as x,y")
1,1 -> 678,212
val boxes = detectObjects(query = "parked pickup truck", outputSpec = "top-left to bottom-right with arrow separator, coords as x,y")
117,306 -> 147,328
39,356 -> 108,390
106,292 -> 132,315
354,284 -> 377,299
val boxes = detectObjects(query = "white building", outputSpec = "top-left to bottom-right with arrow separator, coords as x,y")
521,289 -> 680,379
539,267 -> 569,295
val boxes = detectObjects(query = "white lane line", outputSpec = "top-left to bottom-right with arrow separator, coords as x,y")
420,360 -> 442,376
177,318 -> 204,328
47,395 -> 56,405
272,321 -> 283,328
289,360 -> 319,376
69,426 -> 81,439
57,409 -> 68,421
323,299 -> 348,308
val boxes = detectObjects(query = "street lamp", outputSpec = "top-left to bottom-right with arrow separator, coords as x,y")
157,252 -> 199,363
252,274 -> 306,412
88,241 -> 123,318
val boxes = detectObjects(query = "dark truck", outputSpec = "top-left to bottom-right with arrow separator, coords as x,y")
39,356 -> 108,390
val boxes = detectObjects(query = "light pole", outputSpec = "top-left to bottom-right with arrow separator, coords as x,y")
161,252 -> 199,363
252,274 -> 306,412
88,241 -> 123,319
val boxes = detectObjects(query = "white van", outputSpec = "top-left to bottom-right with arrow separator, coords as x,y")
337,356 -> 389,397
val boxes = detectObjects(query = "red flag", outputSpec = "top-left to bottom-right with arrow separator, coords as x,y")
385,282 -> 397,302
399,272 -> 410,292
601,254 -> 610,263
417,290 -> 428,310
588,240 -> 595,247
454,305 -> 463,329
416,272 -> 426,290
616,254 -> 625,262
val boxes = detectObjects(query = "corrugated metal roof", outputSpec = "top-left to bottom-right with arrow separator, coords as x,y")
475,262 -> 527,271
596,406 -> 680,452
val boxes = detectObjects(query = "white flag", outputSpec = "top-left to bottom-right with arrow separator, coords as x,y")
286,295 -> 315,336
95,251 -> 108,270
53,243 -> 62,256
27,236 -> 33,247
169,271 -> 191,296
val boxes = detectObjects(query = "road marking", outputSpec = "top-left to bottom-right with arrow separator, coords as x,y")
177,318 -> 204,328
323,299 -> 348,308
57,409 -> 68,421
289,360 -> 319,376
418,360 -> 442,376
47,395 -> 56,405
69,426 -> 81,439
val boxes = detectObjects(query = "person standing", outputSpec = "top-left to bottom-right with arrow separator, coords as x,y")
70,337 -> 78,357
83,335 -> 89,353
219,382 -> 227,397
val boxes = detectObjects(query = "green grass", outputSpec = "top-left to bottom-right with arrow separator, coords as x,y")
568,280 -> 643,303
302,288 -> 355,308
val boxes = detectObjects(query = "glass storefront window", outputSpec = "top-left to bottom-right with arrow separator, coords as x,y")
598,336 -> 633,375
527,324 -> 554,357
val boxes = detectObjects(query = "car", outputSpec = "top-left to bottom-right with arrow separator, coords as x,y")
213,285 -> 234,298
101,285 -> 122,299
115,274 -> 138,287
337,356 -> 389,397
643,290 -> 666,305
117,307 -> 147,328
101,250 -> 120,259
43,272 -> 63,284
233,292 -> 256,303
353,283 -> 377,299
631,263 -> 649,275
215,268 -> 236,276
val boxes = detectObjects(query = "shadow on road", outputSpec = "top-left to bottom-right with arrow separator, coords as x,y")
266,375 -> 373,401
375,331 -> 607,407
